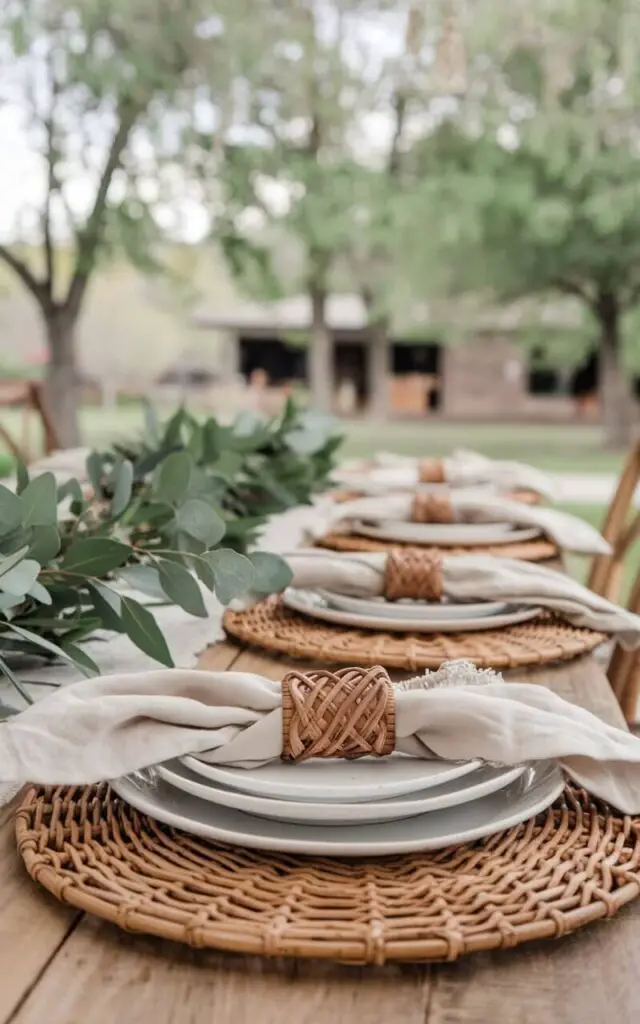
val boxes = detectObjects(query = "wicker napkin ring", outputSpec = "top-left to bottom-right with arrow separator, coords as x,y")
383,550 -> 444,602
281,666 -> 396,762
418,458 -> 446,484
411,491 -> 454,523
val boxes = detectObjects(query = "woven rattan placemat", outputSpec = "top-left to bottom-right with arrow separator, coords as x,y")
316,532 -> 559,561
16,784 -> 640,964
223,598 -> 604,671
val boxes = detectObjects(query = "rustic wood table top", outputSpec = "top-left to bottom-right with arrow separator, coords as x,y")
0,640 -> 637,1024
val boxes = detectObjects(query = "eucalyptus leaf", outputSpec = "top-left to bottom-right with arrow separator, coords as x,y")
15,459 -> 29,495
88,582 -> 123,632
120,595 -> 174,667
176,499 -> 226,547
162,407 -> 186,448
57,477 -> 85,506
59,640 -> 100,676
117,565 -> 166,600
0,546 -> 30,580
60,538 -> 131,576
285,426 -> 330,456
191,554 -> 215,591
153,451 -> 193,504
248,552 -> 293,594
28,525 -> 61,564
143,399 -> 161,445
0,486 -> 24,537
0,654 -> 33,706
21,472 -> 57,527
27,580 -> 52,605
85,451 -> 105,492
6,623 -> 96,676
206,548 -> 256,605
158,560 -> 207,618
0,559 -> 40,598
111,459 -> 134,517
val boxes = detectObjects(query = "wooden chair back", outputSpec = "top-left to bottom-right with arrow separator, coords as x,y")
0,380 -> 59,463
587,439 -> 640,601
608,565 -> 640,722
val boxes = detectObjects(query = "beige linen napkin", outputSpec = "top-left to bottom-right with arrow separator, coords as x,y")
316,491 -> 610,555
282,550 -> 640,647
2,662 -> 640,812
335,449 -> 556,499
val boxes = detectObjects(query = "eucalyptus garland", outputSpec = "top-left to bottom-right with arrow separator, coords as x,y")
0,400 -> 342,705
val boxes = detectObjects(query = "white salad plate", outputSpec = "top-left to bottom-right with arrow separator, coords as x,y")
112,762 -> 564,856
157,760 -> 527,825
283,588 -> 541,634
318,590 -> 509,620
181,752 -> 483,802
351,520 -> 542,546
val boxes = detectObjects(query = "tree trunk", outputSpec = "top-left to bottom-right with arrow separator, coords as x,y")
43,312 -> 81,449
367,316 -> 390,420
308,283 -> 333,413
596,292 -> 633,450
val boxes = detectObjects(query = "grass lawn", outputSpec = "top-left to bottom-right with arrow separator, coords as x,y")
0,404 -> 627,474
340,421 -> 625,474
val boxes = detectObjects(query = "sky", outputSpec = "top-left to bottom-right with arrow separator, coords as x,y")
0,4 -> 458,246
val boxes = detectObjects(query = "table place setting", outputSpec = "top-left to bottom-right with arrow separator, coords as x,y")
273,549 -> 640,644
223,547 -> 626,669
309,489 -> 610,555
334,449 -> 557,500
11,658 -> 640,964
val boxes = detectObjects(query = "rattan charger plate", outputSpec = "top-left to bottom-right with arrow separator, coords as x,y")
16,783 -> 640,964
316,532 -> 559,561
223,598 -> 605,671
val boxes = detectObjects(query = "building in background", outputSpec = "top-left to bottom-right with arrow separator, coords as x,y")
193,292 -> 619,422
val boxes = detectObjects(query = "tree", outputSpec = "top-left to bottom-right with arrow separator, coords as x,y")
207,1 -> 362,414
404,0 -> 640,447
0,0 -> 216,446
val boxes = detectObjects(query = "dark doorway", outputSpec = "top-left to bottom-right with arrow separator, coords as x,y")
334,341 -> 368,409
392,342 -> 440,375
239,337 -> 306,385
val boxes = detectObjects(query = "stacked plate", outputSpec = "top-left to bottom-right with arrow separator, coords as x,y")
112,754 -> 564,856
350,519 -> 541,546
283,588 -> 541,633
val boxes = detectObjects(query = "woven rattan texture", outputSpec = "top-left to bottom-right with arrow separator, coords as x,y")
418,458 -> 446,483
282,667 -> 395,761
411,493 -> 454,523
383,550 -> 444,601
316,532 -> 559,561
16,784 -> 640,964
223,598 -> 605,671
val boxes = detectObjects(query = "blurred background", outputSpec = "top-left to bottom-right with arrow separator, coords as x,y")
1,0 -> 638,530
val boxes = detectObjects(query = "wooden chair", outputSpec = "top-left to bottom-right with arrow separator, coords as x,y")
608,565 -> 640,722
587,439 -> 640,601
0,380 -> 59,463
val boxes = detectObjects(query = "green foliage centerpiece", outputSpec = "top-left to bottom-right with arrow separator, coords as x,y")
0,400 -> 342,705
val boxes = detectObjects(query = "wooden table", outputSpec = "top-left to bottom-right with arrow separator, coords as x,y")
1,641 -> 638,1024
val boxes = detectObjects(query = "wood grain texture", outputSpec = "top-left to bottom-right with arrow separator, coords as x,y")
0,799 -> 79,1023
4,644 -> 639,1024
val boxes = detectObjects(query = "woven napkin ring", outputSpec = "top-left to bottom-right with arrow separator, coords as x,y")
281,666 -> 396,762
411,491 -> 454,523
418,458 -> 446,484
383,550 -> 444,602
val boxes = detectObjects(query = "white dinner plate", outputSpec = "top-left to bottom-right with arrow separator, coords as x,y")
157,760 -> 527,825
352,520 -> 542,546
283,588 -> 541,634
182,751 -> 483,802
112,762 -> 564,856
318,590 -> 509,620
